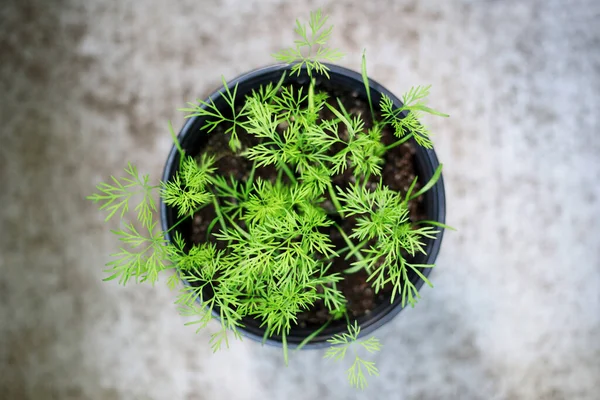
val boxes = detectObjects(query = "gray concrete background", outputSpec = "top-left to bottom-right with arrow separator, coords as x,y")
1,0 -> 599,399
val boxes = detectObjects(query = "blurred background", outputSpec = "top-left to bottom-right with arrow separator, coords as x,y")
1,0 -> 599,399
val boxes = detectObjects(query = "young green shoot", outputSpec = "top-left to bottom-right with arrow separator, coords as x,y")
380,86 -> 449,149
273,9 -> 344,78
89,8 -> 450,391
361,49 -> 375,122
324,321 -> 382,390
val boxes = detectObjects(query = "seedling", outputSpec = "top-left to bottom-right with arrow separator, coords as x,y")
89,10 -> 449,389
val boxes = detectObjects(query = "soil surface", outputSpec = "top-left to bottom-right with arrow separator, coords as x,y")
189,82 -> 426,329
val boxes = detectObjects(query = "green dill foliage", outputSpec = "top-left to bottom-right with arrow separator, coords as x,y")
88,163 -> 157,229
106,221 -> 170,285
380,85 -> 450,149
337,183 -> 439,307
88,9 -> 451,390
162,155 -> 216,218
273,9 -> 344,77
324,321 -> 382,390
180,76 -> 247,151
87,163 -> 168,285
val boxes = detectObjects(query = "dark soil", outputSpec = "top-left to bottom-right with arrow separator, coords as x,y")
189,83 -> 427,329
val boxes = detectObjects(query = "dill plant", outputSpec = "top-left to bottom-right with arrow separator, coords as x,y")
88,9 -> 449,389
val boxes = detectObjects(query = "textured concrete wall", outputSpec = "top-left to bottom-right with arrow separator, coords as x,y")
1,0 -> 599,399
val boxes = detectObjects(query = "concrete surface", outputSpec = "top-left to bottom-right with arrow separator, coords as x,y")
1,0 -> 599,399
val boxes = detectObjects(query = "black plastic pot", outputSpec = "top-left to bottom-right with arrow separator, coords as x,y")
160,63 -> 446,349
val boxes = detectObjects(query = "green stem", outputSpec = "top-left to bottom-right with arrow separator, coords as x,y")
168,121 -> 186,170
166,203 -> 210,234
362,171 -> 371,189
409,164 -> 443,201
210,177 -> 236,196
361,50 -> 376,124
343,263 -> 366,274
279,162 -> 297,184
334,223 -> 364,267
327,183 -> 344,218
308,78 -> 315,114
270,72 -> 287,103
344,239 -> 369,261
282,332 -> 289,366
384,132 -> 414,151
244,161 -> 257,195
295,319 -> 332,351
211,194 -> 228,234
223,213 -> 252,240
413,219 -> 456,231
336,246 -> 351,257
344,311 -> 352,327
261,326 -> 272,346
205,217 -> 220,240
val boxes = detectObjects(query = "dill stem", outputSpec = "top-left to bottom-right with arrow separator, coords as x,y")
384,132 -> 414,151
345,238 -> 369,261
211,194 -> 228,233
308,78 -> 315,114
246,161 -> 257,192
334,223 -> 365,265
210,176 -> 235,195
327,182 -> 344,218
361,171 -> 371,189
296,319 -> 332,351
166,203 -> 209,234
279,162 -> 297,184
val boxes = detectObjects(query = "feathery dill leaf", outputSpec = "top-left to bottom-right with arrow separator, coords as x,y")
337,183 -> 440,306
89,8 -> 449,390
381,86 -> 449,149
324,321 -> 382,390
180,77 -> 247,151
105,221 -> 169,285
161,155 -> 215,218
273,9 -> 344,77
88,163 -> 157,229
